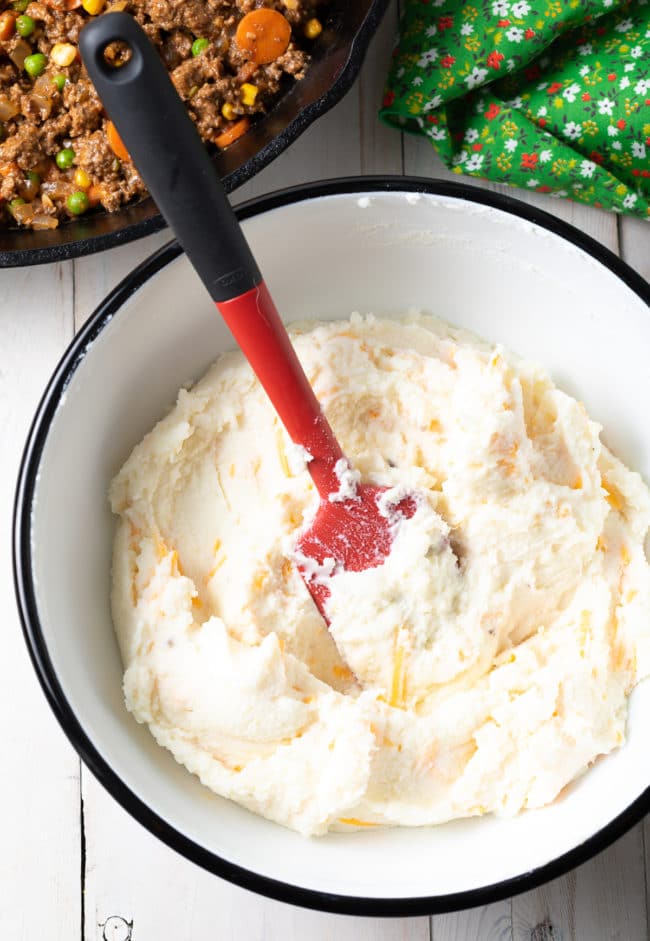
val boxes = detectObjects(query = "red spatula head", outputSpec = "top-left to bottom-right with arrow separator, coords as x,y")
295,484 -> 417,619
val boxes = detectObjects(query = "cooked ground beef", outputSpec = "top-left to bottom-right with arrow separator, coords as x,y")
0,0 -> 323,229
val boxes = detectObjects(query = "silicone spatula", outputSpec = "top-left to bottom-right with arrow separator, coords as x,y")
80,14 -> 415,617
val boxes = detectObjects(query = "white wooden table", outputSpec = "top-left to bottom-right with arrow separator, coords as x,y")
2,6 -> 648,938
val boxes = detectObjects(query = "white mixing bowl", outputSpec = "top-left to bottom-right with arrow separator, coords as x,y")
14,178 -> 650,916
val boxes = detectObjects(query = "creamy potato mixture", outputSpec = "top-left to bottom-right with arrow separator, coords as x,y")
110,313 -> 650,835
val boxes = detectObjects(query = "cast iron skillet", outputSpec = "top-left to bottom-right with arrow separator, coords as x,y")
0,0 -> 388,268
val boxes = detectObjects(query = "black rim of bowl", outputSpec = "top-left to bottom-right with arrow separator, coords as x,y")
0,0 -> 388,269
13,176 -> 650,917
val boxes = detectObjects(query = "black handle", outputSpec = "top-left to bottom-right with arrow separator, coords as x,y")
79,13 -> 261,302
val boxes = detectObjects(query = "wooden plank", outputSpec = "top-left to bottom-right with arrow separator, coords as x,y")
357,1 -> 403,175
431,902 -> 512,941
619,216 -> 650,282
512,825 -> 648,941
74,231 -> 171,330
0,261 -> 81,939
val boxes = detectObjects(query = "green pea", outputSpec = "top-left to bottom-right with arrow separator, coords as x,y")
9,196 -> 25,216
12,0 -> 29,12
55,147 -> 75,169
191,37 -> 209,57
15,14 -> 34,36
26,170 -> 40,185
24,52 -> 47,78
67,190 -> 89,215
53,74 -> 67,92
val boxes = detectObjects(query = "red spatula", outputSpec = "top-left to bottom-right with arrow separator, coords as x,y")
80,15 -> 415,617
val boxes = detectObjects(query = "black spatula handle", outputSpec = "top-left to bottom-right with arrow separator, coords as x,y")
79,13 -> 261,302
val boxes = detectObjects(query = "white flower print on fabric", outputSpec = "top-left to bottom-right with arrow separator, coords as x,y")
507,95 -> 524,108
564,121 -> 582,140
492,0 -> 509,15
464,128 -> 480,143
580,160 -> 596,177
504,138 -> 518,152
506,58 -> 517,71
630,45 -> 643,59
619,77 -> 630,90
466,153 -> 485,172
597,98 -> 614,116
612,141 -> 622,151
537,106 -> 548,117
417,48 -> 438,68
506,26 -> 524,42
623,193 -> 638,209
511,0 -> 530,15
563,83 -> 581,102
428,127 -> 447,141
607,125 -> 619,137
625,63 -> 636,72
461,23 -> 474,35
540,149 -> 553,163
452,149 -> 468,166
526,179 -> 539,187
412,76 -> 423,86
602,0 -> 614,6
632,142 -> 647,159
423,93 -> 443,112
579,65 -> 590,77
578,43 -> 593,55
425,25 -> 437,37
465,66 -> 488,89
635,78 -> 650,95
615,18 -> 633,33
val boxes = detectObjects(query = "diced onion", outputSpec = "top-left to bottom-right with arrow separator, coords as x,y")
0,94 -> 19,121
8,37 -> 31,69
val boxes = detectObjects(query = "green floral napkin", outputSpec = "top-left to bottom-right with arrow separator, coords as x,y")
380,0 -> 650,218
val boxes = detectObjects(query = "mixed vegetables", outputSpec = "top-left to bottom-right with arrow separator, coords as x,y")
0,0 -> 324,229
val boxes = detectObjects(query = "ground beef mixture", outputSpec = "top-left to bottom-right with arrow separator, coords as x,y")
0,0 -> 324,229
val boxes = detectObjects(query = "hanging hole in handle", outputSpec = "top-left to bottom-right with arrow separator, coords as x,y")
102,39 -> 132,69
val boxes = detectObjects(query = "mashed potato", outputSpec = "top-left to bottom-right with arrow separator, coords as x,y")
110,313 -> 650,835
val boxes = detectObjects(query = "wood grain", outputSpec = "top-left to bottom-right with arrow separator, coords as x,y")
0,261 -> 81,939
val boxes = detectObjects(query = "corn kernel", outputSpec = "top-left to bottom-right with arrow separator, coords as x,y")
82,0 -> 105,13
283,0 -> 298,8
221,101 -> 236,121
74,168 -> 91,189
240,82 -> 258,106
304,17 -> 322,39
50,42 -> 77,67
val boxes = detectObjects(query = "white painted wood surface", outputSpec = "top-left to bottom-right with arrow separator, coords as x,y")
2,5 -> 648,938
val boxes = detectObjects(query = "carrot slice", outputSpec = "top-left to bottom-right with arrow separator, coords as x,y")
42,0 -> 83,8
215,117 -> 250,149
0,11 -> 16,41
106,120 -> 130,162
235,9 -> 291,65
87,183 -> 105,207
